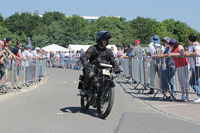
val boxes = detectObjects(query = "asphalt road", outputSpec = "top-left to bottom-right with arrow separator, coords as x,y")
0,68 -> 200,133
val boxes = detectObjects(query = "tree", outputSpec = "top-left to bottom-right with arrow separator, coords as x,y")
3,12 -> 41,38
0,14 -> 3,23
63,15 -> 91,46
162,19 -> 199,46
41,11 -> 65,26
130,17 -> 164,45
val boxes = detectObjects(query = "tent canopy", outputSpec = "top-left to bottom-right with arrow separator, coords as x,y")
42,44 -> 69,52
68,44 -> 91,52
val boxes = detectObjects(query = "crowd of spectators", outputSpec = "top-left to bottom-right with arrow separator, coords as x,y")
114,33 -> 200,103
2,34 -> 199,103
46,49 -> 85,70
0,38 -> 46,93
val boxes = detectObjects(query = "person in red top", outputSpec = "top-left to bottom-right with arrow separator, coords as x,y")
167,39 -> 189,101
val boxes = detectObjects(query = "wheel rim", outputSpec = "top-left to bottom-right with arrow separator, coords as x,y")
81,93 -> 90,110
82,95 -> 88,106
98,85 -> 110,114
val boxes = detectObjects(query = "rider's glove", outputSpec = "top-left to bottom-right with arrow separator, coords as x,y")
114,68 -> 122,74
83,62 -> 91,67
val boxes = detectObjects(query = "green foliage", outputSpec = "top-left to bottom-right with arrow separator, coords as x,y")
0,14 -> 3,23
162,19 -> 199,46
1,12 -> 200,49
3,12 -> 41,38
41,11 -> 65,26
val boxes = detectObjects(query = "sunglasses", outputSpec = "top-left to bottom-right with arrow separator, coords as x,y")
5,45 -> 10,47
163,41 -> 168,43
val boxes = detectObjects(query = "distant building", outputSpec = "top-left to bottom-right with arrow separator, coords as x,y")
38,14 -> 120,22
81,16 -> 99,22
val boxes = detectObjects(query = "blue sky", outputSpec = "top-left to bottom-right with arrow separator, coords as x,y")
1,0 -> 200,32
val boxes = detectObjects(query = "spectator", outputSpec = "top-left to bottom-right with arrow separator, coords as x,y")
131,40 -> 143,84
0,40 -> 16,91
11,41 -> 26,88
110,46 -> 116,57
50,52 -> 55,67
0,40 -> 9,93
4,38 -> 17,59
131,40 -> 143,58
11,41 -> 25,60
116,47 -> 123,58
74,51 -> 81,70
32,47 -> 44,60
160,37 -> 177,98
122,45 -> 131,58
22,44 -> 35,82
70,50 -> 75,69
64,51 -> 69,68
147,35 -> 164,94
55,52 -> 60,67
147,35 -> 165,57
167,39 -> 189,101
46,51 -> 50,68
59,51 -> 65,68
185,34 -> 200,103
127,45 -> 132,57
79,49 -> 84,58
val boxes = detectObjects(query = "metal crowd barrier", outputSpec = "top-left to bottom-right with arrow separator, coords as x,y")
117,56 -> 200,100
0,58 -> 47,93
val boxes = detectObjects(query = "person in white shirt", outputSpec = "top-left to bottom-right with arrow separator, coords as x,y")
147,35 -> 165,56
22,44 -> 35,82
146,35 -> 164,94
185,34 -> 200,103
32,47 -> 44,59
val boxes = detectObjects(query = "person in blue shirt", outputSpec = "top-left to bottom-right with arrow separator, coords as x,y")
161,37 -> 177,99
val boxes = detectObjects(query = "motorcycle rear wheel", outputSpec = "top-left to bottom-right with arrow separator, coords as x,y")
97,84 -> 115,119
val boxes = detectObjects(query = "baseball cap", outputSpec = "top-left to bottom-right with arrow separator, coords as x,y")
135,40 -> 140,43
162,37 -> 171,41
25,44 -> 31,48
35,47 -> 40,50
168,39 -> 177,45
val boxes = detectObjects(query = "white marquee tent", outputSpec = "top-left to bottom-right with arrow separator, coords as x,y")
68,45 -> 91,52
42,44 -> 69,52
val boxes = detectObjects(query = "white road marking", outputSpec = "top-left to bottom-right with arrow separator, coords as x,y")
57,112 -> 65,115
158,104 -> 187,107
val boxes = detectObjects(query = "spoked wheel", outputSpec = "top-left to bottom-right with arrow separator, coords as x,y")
81,93 -> 90,111
97,83 -> 115,119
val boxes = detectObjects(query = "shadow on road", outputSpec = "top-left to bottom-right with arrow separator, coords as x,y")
60,106 -> 98,118
117,80 -> 185,103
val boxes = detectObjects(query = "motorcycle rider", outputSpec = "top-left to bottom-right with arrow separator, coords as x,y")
80,31 -> 122,90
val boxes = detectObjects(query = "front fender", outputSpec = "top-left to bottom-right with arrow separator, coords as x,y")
108,80 -> 115,87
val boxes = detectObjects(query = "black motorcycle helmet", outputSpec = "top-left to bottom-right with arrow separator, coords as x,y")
96,31 -> 112,46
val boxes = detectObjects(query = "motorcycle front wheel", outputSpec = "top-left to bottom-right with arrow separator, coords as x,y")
97,83 -> 115,119
81,93 -> 90,111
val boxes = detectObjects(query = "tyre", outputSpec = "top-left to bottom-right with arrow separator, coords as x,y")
81,94 -> 90,111
97,82 -> 115,119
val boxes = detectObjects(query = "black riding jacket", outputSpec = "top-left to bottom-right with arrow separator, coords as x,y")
81,45 -> 119,69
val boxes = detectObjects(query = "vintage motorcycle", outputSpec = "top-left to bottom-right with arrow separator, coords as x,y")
78,62 -> 115,119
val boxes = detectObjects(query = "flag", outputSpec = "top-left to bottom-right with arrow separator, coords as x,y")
28,37 -> 32,51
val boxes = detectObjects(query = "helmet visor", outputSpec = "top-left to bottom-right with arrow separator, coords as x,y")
101,32 -> 112,40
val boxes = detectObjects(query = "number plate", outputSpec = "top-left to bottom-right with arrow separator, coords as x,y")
102,69 -> 111,76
